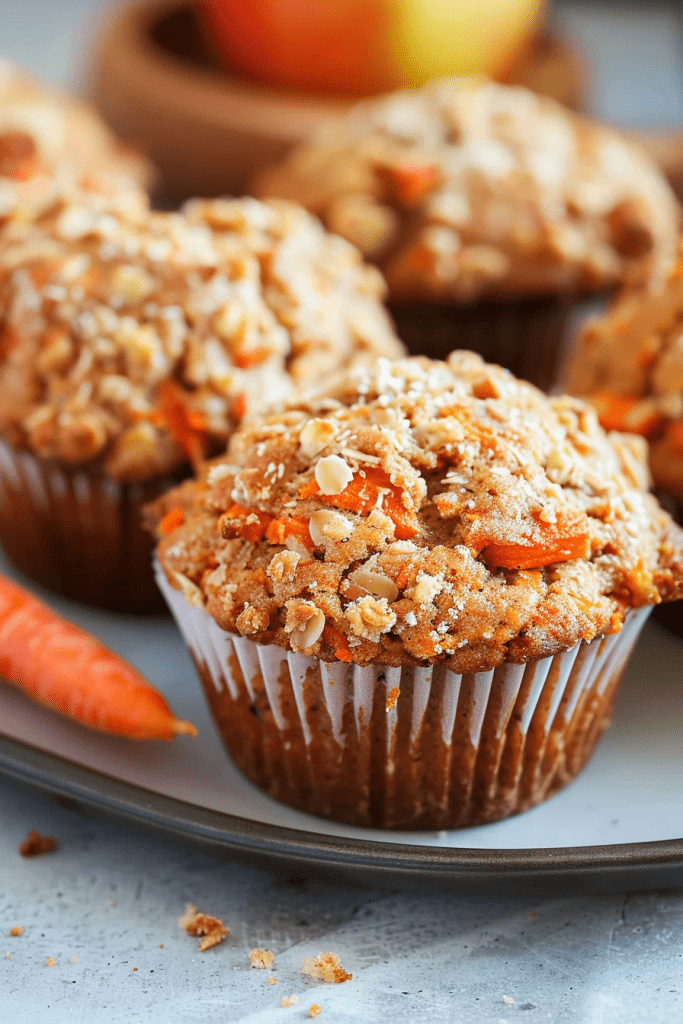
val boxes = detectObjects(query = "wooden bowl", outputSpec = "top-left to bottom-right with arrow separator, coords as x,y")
90,0 -> 585,205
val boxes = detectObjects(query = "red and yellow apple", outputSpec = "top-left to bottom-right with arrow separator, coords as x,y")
199,0 -> 547,97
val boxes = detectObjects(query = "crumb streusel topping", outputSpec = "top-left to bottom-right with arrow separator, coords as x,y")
0,194 -> 402,481
153,353 -> 683,672
0,60 -> 150,224
257,78 -> 680,302
569,248 -> 683,502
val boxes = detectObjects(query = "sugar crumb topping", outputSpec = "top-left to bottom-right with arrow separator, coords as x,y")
569,246 -> 683,503
153,353 -> 683,672
257,78 -> 679,301
0,193 -> 402,481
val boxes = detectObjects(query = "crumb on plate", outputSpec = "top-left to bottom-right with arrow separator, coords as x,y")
19,831 -> 57,857
249,947 -> 274,970
301,952 -> 352,983
178,903 -> 229,951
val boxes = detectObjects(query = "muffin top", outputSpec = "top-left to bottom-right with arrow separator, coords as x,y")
0,194 -> 402,482
0,61 -> 151,224
568,247 -> 683,503
153,353 -> 683,673
257,78 -> 680,302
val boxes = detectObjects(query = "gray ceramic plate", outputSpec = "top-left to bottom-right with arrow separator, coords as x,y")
1,544 -> 683,894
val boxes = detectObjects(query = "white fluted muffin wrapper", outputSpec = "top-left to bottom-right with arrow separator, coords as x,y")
156,561 -> 650,829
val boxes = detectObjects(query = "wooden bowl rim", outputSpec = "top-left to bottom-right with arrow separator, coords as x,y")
96,0 -> 351,140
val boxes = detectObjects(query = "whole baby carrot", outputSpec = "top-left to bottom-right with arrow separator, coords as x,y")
0,574 -> 196,740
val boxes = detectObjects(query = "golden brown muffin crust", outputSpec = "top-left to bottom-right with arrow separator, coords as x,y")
257,78 -> 680,302
153,353 -> 683,673
0,60 -> 151,224
0,195 -> 403,481
569,248 -> 683,503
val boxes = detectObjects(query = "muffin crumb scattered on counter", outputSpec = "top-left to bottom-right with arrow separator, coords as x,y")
19,831 -> 57,857
178,903 -> 229,951
46,957 -> 54,967
9,927 -> 23,937
267,977 -> 277,985
249,948 -> 274,969
301,953 -> 352,983
280,995 -> 299,1008
308,1006 -> 322,1018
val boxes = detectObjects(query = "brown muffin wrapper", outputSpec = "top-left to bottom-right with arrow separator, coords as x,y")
157,565 -> 650,831
388,295 -> 579,394
0,439 -> 177,614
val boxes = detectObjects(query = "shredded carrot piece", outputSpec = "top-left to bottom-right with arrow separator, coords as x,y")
481,528 -> 590,570
394,565 -> 412,590
233,346 -> 272,370
265,516 -> 313,550
158,507 -> 186,535
323,625 -> 353,663
385,162 -> 439,206
299,468 -> 419,539
220,504 -> 272,542
232,392 -> 247,420
154,379 -> 208,472
590,391 -> 638,432
298,479 -> 320,500
591,390 -> 664,438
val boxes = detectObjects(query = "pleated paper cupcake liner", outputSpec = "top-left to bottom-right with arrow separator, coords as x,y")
0,439 -> 177,613
388,295 -> 586,394
157,563 -> 650,830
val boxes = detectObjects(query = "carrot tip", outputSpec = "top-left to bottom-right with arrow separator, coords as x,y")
172,719 -> 198,738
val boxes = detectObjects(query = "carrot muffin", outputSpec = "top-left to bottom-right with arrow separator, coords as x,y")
151,352 -> 683,829
0,194 -> 402,611
257,78 -> 680,389
0,60 -> 151,226
568,247 -> 683,634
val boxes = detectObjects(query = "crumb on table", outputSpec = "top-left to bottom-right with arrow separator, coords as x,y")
301,952 -> 352,983
178,903 -> 229,951
19,831 -> 57,857
9,927 -> 23,937
280,995 -> 299,1008
309,1005 -> 322,1018
46,957 -> 55,967
249,948 -> 274,970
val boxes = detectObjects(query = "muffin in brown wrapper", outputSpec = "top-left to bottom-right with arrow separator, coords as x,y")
158,567 -> 648,829
0,190 -> 402,610
256,78 -> 680,389
0,440 -> 177,612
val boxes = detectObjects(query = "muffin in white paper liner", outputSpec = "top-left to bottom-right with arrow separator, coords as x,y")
156,563 -> 650,831
0,439 -> 176,612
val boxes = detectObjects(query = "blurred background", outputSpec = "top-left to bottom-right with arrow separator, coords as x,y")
1,1 -> 682,201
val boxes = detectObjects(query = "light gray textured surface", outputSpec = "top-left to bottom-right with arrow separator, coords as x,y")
2,2 -> 683,1022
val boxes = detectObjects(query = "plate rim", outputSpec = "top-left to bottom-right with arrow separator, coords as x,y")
2,731 -> 683,890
